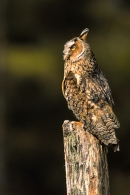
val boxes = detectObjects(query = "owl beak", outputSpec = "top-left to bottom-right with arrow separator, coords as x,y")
62,50 -> 68,60
62,51 -> 65,56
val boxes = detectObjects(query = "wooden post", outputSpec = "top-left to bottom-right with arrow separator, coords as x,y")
62,120 -> 110,195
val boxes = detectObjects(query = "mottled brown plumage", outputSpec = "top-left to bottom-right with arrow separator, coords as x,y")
62,28 -> 120,151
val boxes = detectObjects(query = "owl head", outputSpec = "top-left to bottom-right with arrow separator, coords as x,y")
63,28 -> 89,62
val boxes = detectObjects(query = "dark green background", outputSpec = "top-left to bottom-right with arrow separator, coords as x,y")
0,0 -> 130,194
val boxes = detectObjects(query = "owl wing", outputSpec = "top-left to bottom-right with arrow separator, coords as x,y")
76,73 -> 120,128
97,72 -> 114,106
79,72 -> 114,106
78,74 -> 120,149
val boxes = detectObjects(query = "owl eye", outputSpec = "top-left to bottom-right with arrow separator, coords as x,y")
70,45 -> 76,51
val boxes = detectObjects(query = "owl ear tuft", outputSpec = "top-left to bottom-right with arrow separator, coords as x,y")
79,28 -> 89,41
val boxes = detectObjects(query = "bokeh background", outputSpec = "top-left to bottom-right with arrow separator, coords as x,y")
0,0 -> 130,194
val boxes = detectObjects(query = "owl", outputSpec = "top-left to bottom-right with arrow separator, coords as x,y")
62,28 -> 120,151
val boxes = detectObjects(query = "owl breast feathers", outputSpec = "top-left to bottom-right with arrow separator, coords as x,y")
62,28 -> 120,152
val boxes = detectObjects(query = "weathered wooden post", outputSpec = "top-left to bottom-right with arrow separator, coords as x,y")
62,120 -> 110,195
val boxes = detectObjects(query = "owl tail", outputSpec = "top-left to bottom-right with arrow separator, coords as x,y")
113,143 -> 120,152
86,105 -> 120,151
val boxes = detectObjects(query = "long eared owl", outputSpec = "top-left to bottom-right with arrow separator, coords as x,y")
62,28 -> 120,151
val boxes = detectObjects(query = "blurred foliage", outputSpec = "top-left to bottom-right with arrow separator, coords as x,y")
1,0 -> 130,194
